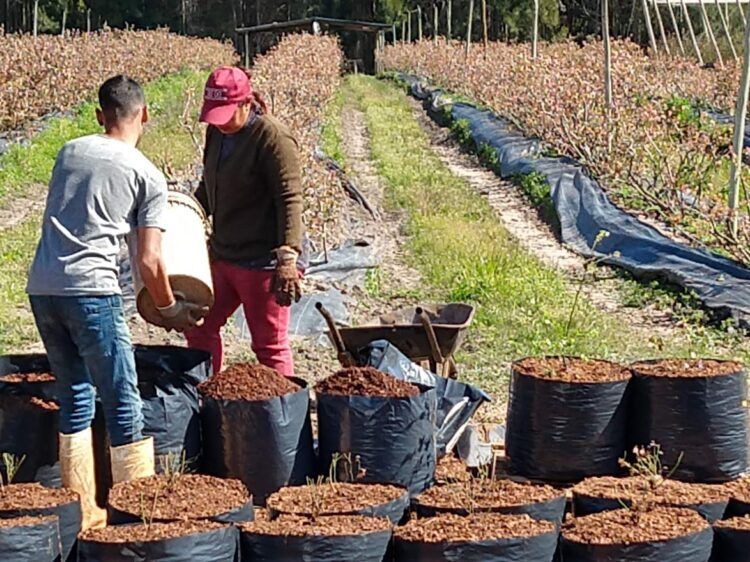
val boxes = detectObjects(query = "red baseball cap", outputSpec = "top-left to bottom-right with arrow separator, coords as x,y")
199,66 -> 252,126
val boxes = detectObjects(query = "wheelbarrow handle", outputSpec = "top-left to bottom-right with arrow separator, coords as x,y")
315,302 -> 356,368
416,306 -> 445,372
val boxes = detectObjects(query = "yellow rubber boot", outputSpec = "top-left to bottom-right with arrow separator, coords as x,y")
110,437 -> 155,484
59,429 -> 107,531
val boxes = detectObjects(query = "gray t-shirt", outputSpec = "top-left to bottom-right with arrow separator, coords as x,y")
27,134 -> 167,296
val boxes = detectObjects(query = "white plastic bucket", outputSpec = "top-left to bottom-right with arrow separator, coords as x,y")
133,190 -> 214,326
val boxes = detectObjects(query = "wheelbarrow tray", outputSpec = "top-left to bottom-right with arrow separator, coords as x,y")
337,303 -> 475,362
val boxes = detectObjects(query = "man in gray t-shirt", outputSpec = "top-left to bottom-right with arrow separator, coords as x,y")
26,75 -> 205,532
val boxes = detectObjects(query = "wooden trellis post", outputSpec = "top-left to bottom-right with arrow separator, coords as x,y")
728,2 -> 750,236
603,0 -> 613,109
640,0 -> 659,55
652,0 -> 672,54
716,0 -> 739,61
434,3 -> 439,44
681,0 -> 704,64
698,0 -> 724,67
466,0 -> 474,57
532,0 -> 540,59
665,1 -> 686,56
418,5 -> 423,40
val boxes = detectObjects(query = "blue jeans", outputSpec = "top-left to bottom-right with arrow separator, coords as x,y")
30,295 -> 144,447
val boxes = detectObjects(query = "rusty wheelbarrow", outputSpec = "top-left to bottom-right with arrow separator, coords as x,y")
315,302 -> 475,378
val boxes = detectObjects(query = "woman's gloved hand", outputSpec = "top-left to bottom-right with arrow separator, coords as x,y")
272,247 -> 302,307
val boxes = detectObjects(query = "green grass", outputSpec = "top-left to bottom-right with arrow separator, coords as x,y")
0,69 -> 209,354
340,75 -> 750,403
321,88 -> 346,167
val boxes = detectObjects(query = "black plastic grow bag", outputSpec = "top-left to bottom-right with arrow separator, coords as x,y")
394,528 -> 559,562
0,495 -> 81,562
201,378 -> 315,505
711,524 -> 750,562
240,525 -> 392,562
725,496 -> 750,518
0,515 -> 61,562
317,386 -> 436,495
77,523 -> 239,562
505,365 -> 630,482
573,493 -> 727,523
269,485 -> 410,525
413,492 -> 567,524
560,526 -> 713,562
630,364 -> 748,482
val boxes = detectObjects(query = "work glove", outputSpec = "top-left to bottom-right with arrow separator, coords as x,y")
156,292 -> 209,333
272,247 -> 302,307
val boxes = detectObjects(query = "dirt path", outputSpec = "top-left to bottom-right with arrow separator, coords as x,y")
408,97 -> 688,345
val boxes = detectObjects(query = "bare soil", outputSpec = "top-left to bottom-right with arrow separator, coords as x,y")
396,512 -> 554,543
414,480 -> 562,511
0,514 -> 56,528
0,373 -> 54,383
108,474 -> 249,521
631,359 -> 743,378
241,514 -> 391,537
715,515 -> 750,531
315,367 -> 419,398
563,507 -> 708,544
81,520 -> 225,543
513,357 -> 631,383
198,363 -> 300,401
0,483 -> 77,511
573,476 -> 728,507
435,455 -> 471,485
267,482 -> 405,517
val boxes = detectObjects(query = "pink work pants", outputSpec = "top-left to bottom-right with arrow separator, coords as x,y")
185,260 -> 294,376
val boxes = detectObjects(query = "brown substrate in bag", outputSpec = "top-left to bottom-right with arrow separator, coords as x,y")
416,480 -> 561,510
513,357 -> 630,383
267,482 -> 404,516
29,396 -> 59,411
81,520 -> 224,543
573,476 -> 728,507
435,455 -> 471,484
563,507 -> 708,544
314,367 -> 419,398
396,512 -> 554,543
0,515 -> 56,528
241,514 -> 390,537
0,373 -> 55,383
0,483 -> 77,511
108,474 -> 249,521
726,478 -> 750,502
715,515 -> 750,531
631,359 -> 742,378
198,363 -> 300,401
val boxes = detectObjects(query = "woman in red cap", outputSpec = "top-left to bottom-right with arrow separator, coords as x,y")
187,66 -> 303,376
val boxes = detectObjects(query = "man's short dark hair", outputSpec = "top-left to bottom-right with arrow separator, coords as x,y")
98,75 -> 145,121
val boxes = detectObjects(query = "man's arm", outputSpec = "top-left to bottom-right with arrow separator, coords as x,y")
136,227 -> 174,309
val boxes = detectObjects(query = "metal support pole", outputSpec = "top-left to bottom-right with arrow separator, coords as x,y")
466,0 -> 474,57
603,0 -> 613,109
681,0 -> 704,64
738,0 -> 747,26
244,33 -> 250,68
434,3 -> 439,44
418,5 -> 423,40
728,2 -> 750,236
532,0 -> 540,59
402,19 -> 406,43
640,0 -> 659,55
408,10 -> 412,41
482,0 -> 488,51
392,23 -> 397,44
447,0 -> 452,39
699,0 -> 724,66
716,0 -> 739,61
652,0 -> 671,54
666,0 -> 686,56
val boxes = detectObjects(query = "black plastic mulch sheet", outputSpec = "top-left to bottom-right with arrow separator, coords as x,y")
77,523 -> 239,562
240,527 -> 392,562
317,387 -> 437,496
413,493 -> 567,524
269,487 -> 410,525
711,525 -> 750,562
572,493 -> 727,523
201,380 -> 316,505
0,498 -> 81,562
394,529 -> 559,562
398,73 -> 750,328
559,526 -> 713,562
133,345 -> 210,468
360,340 -> 490,458
505,368 -> 630,482
107,499 -> 254,526
630,366 -> 748,482
0,516 -> 61,562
